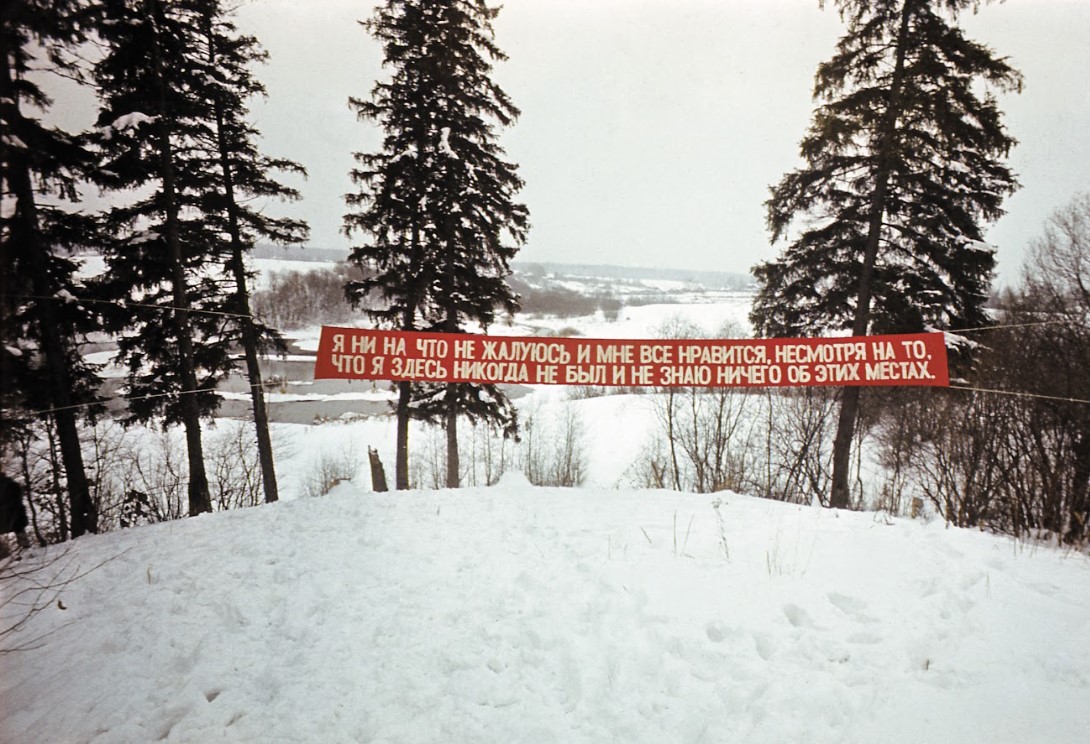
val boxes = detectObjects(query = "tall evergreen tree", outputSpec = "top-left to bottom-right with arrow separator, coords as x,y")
345,0 -> 528,489
1,0 -> 100,537
751,0 -> 1020,508
93,0 -> 228,517
93,0 -> 305,513
195,0 -> 308,504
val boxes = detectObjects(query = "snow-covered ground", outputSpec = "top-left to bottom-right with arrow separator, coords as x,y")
3,481 -> 1089,743
536,297 -> 754,339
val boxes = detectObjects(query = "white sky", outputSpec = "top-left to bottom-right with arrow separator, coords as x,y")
49,0 -> 1090,286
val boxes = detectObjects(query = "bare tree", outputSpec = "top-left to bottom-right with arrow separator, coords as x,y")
520,401 -> 586,488
206,422 -> 262,511
751,388 -> 838,505
872,194 -> 1090,543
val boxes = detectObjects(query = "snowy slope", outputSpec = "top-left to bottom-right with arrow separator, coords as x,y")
3,483 -> 1090,743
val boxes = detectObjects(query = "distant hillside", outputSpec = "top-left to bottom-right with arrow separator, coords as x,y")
513,261 -> 752,290
252,244 -> 348,263
247,248 -> 753,290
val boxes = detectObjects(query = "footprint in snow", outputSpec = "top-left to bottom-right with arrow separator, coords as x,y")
959,571 -> 986,591
753,633 -> 776,661
782,603 -> 813,628
827,592 -> 865,614
827,592 -> 877,624
705,620 -> 728,643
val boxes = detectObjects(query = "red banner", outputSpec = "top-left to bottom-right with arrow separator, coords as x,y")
313,327 -> 949,388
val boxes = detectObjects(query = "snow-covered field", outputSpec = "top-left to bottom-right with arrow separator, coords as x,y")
3,481 -> 1090,743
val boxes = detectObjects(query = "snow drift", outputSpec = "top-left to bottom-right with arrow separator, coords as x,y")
3,483 -> 1089,743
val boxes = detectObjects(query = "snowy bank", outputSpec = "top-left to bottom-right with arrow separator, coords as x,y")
2,485 -> 1089,743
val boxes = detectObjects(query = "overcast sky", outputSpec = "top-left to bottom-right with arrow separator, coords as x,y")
56,0 -> 1090,286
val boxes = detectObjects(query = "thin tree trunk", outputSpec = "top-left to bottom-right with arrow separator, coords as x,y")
395,380 -> 411,489
202,11 -> 279,503
445,396 -> 460,488
666,389 -> 681,491
228,261 -> 279,503
441,223 -> 461,489
443,299 -> 460,488
829,0 -> 914,509
394,216 -> 424,491
149,0 -> 211,516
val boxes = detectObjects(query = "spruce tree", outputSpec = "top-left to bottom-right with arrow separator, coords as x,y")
195,0 -> 309,504
751,0 -> 1020,508
93,0 -> 305,513
345,0 -> 528,489
93,0 -> 228,517
1,0 -> 100,537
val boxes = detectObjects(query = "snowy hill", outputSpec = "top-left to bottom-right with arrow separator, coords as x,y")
3,482 -> 1090,743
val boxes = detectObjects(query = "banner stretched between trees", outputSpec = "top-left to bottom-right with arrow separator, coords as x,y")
313,327 -> 949,388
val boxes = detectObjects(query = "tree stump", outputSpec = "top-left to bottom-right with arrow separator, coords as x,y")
368,447 -> 389,492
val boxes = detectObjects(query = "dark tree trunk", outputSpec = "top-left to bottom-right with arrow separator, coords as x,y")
12,199 -> 97,535
445,396 -> 459,488
393,221 -> 424,492
829,0 -> 913,510
204,20 -> 279,503
443,291 -> 460,488
395,380 -> 411,490
227,260 -> 279,504
2,49 -> 96,536
149,0 -> 211,516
